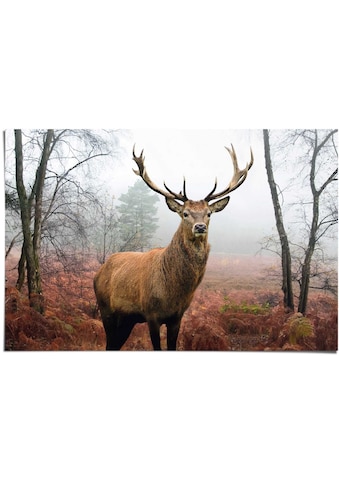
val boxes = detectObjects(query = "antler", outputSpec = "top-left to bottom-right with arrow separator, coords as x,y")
204,144 -> 254,202
132,145 -> 187,201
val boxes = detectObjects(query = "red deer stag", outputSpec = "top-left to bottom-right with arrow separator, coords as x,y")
94,144 -> 253,350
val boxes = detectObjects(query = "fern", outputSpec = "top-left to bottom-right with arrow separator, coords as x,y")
220,297 -> 270,315
281,313 -> 315,345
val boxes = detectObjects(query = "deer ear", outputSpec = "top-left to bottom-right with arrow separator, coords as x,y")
166,198 -> 183,214
209,196 -> 230,213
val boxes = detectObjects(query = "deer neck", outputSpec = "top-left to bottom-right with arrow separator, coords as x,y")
162,223 -> 210,286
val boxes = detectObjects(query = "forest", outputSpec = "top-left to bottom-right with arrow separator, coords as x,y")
4,129 -> 338,351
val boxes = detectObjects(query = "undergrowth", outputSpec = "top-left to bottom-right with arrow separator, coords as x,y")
4,254 -> 338,351
220,297 -> 271,315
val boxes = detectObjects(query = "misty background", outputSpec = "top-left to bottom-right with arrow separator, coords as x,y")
93,128 -> 337,258
5,128 -> 337,263
97,129 -> 275,255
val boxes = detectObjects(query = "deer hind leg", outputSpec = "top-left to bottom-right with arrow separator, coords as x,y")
103,313 -> 136,350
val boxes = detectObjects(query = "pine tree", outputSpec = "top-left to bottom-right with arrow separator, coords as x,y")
117,179 -> 159,251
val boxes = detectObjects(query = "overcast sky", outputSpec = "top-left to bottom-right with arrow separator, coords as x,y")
104,129 -> 275,254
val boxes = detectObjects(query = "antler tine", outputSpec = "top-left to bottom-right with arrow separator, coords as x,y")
204,177 -> 218,201
182,177 -> 187,199
132,145 -> 187,201
163,176 -> 188,201
132,144 -> 145,176
204,145 -> 253,202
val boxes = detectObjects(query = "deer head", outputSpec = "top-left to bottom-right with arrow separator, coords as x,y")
132,144 -> 253,239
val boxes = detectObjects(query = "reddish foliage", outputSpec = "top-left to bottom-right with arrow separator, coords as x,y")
4,284 -> 106,351
4,253 -> 337,351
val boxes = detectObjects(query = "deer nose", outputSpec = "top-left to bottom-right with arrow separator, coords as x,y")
194,223 -> 207,234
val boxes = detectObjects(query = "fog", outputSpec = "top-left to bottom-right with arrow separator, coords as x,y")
5,128 -> 337,257
104,129 -> 276,254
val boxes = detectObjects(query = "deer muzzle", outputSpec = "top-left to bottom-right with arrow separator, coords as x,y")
193,223 -> 207,236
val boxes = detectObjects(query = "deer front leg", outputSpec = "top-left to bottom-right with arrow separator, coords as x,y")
103,313 -> 135,350
166,317 -> 181,350
147,320 -> 162,350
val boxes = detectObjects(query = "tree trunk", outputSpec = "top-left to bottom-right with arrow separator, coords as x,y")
32,130 -> 54,298
15,129 -> 44,312
263,129 -> 294,311
16,246 -> 26,290
298,194 -> 319,314
298,249 -> 313,314
14,129 -> 55,312
297,134 -> 320,314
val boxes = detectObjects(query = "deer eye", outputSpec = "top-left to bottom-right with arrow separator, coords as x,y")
207,212 -> 211,218
183,211 -> 189,218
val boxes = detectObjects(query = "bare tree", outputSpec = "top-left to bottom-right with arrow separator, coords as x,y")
263,129 -> 294,311
8,129 -> 119,313
14,129 -> 56,311
296,129 -> 338,313
262,129 -> 338,314
87,193 -> 120,264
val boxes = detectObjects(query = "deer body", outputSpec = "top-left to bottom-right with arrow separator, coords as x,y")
94,145 -> 253,350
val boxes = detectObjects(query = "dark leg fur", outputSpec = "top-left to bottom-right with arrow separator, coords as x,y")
103,313 -> 180,351
147,320 -> 161,350
103,314 -> 136,350
166,317 -> 181,351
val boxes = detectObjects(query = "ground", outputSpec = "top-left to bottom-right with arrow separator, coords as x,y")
4,253 -> 338,351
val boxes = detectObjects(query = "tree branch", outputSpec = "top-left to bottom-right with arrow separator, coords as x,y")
318,168 -> 338,194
